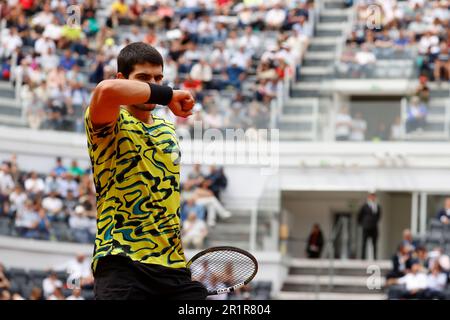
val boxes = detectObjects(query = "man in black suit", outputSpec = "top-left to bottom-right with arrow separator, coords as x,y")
358,191 -> 382,259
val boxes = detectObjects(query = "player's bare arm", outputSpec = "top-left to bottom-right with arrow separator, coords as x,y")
89,79 -> 194,128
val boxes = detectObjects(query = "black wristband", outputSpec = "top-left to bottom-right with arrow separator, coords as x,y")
146,83 -> 173,105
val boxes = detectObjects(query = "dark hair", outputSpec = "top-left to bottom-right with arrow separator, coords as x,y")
117,42 -> 164,78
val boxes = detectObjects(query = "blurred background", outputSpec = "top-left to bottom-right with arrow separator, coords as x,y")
0,0 -> 450,301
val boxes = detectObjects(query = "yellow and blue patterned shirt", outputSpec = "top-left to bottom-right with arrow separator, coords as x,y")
85,107 -> 186,272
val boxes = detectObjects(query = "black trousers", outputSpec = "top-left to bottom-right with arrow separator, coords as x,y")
94,255 -> 208,300
362,228 -> 378,260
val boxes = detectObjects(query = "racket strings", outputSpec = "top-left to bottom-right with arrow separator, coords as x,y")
190,250 -> 256,293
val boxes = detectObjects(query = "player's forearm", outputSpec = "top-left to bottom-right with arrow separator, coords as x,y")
93,79 -> 154,107
90,79 -> 173,125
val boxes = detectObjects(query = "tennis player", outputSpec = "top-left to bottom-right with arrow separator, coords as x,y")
85,42 -> 208,300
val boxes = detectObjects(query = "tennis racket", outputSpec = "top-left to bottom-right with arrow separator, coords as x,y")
187,246 -> 258,296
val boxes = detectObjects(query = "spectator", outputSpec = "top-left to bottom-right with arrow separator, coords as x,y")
424,262 -> 447,300
305,223 -> 324,259
389,260 -> 428,299
191,179 -> 231,227
55,253 -> 93,289
66,288 -> 85,300
69,205 -> 93,243
390,116 -> 403,141
182,211 -> 208,249
47,286 -> 65,300
0,263 -> 11,291
406,96 -> 427,133
401,229 -> 419,253
386,244 -> 412,280
53,157 -> 67,176
0,289 -> 11,300
29,287 -> 43,300
350,112 -> 367,141
8,185 -> 26,219
27,206 -> 51,240
335,106 -> 352,141
181,197 -> 206,222
436,197 -> 450,224
204,166 -> 227,201
358,191 -> 382,260
42,271 -> 63,298
42,190 -> 64,222
265,3 -> 286,29
354,43 -> 376,77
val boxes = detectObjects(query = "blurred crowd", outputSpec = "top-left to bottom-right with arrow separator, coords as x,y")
385,223 -> 450,299
0,154 -> 97,243
0,253 -> 94,300
0,0 -> 315,134
339,0 -> 450,80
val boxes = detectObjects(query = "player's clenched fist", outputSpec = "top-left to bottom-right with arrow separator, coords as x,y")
168,90 -> 195,118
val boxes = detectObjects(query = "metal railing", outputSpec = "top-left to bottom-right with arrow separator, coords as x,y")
249,174 -> 281,252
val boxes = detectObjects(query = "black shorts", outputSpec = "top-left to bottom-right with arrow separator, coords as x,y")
93,255 -> 208,300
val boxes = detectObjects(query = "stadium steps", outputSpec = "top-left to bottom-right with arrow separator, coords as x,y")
276,258 -> 391,300
280,2 -> 349,141
0,98 -> 22,116
205,209 -> 273,251
322,0 -> 350,10
0,114 -> 27,127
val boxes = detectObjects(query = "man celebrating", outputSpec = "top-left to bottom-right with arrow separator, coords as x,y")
85,42 -> 207,299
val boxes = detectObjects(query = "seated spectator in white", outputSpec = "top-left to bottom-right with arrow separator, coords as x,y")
355,43 -> 376,76
31,3 -> 54,29
230,46 -> 252,70
66,288 -> 85,300
391,260 -> 428,299
436,197 -> 450,224
190,59 -> 213,85
43,271 -> 63,298
0,162 -> 14,191
42,190 -> 64,222
238,26 -> 261,56
44,171 -> 60,195
350,112 -> 367,141
193,179 -> 231,227
406,96 -> 427,133
24,171 -> 45,195
47,286 -> 65,300
58,172 -> 79,198
55,253 -> 93,289
265,3 -> 287,29
181,197 -> 206,222
14,199 -> 39,236
0,27 -> 22,59
42,16 -> 63,41
34,35 -> 57,57
423,262 -> 447,300
182,212 -> 208,249
69,205 -> 93,243
335,106 -> 352,141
